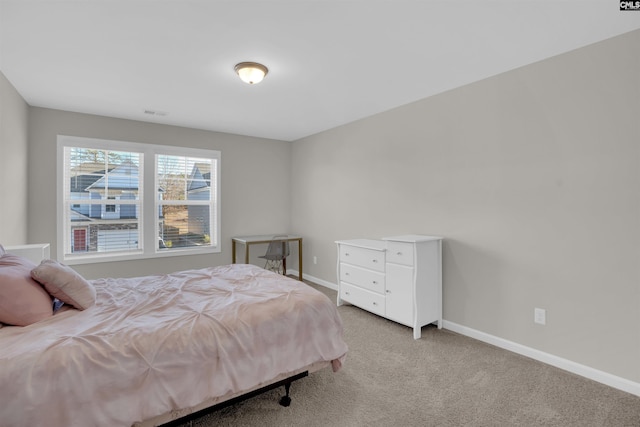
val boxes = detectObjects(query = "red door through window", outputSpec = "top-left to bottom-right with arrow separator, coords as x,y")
73,229 -> 87,252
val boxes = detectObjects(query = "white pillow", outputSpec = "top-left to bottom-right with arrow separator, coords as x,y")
31,259 -> 96,310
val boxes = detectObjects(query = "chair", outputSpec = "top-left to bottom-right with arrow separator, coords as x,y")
259,235 -> 290,275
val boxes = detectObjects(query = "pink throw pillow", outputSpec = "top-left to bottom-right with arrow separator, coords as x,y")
31,259 -> 96,310
0,253 -> 54,326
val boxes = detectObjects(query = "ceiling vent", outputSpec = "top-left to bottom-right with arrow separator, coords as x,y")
144,110 -> 168,116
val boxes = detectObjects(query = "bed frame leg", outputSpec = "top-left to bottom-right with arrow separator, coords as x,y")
159,372 -> 309,427
279,382 -> 292,407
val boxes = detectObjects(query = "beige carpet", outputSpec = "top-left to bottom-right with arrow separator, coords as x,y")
176,282 -> 640,427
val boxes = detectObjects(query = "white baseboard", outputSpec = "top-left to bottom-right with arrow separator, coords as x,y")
443,320 -> 640,397
293,272 -> 640,397
290,270 -> 338,291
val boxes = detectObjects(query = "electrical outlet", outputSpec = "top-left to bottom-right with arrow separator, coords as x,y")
534,308 -> 546,325
313,256 -> 317,265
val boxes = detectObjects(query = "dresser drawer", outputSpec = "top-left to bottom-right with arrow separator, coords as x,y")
339,245 -> 385,272
340,282 -> 385,317
386,241 -> 414,266
340,263 -> 385,294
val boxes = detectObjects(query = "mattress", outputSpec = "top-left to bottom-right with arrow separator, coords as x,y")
0,264 -> 348,426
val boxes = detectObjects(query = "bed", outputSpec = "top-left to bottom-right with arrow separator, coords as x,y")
0,251 -> 348,427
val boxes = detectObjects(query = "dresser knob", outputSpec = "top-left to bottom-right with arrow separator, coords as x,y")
345,291 -> 350,295
345,253 -> 350,256
386,290 -> 390,293
373,302 -> 377,306
397,252 -> 402,256
372,259 -> 378,263
345,272 -> 350,275
372,281 -> 377,284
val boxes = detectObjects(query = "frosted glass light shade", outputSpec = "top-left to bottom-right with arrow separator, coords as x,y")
234,62 -> 268,84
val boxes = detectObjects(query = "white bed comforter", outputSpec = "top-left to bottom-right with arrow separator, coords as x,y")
0,264 -> 348,426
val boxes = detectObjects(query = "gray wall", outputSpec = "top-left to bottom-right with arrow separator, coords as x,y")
291,30 -> 640,383
4,29 -> 638,386
27,108 -> 293,279
0,71 -> 29,244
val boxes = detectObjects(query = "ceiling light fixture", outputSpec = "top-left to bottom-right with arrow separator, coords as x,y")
234,62 -> 268,85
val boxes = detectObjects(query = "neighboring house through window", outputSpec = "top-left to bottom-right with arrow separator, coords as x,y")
58,135 -> 221,264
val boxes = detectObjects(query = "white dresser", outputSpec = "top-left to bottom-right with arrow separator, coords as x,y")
336,235 -> 442,339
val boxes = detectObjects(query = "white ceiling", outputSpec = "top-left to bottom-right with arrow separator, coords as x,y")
1,1 -> 639,142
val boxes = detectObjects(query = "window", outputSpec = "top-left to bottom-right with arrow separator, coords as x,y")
105,197 -> 117,213
58,135 -> 221,264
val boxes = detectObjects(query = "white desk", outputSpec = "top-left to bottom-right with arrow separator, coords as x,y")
231,234 -> 303,281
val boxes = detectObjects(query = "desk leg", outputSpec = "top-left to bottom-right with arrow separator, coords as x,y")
298,238 -> 303,282
244,244 -> 249,264
282,241 -> 287,275
232,240 -> 236,264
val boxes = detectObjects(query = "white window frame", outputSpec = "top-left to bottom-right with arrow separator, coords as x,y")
57,135 -> 221,265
